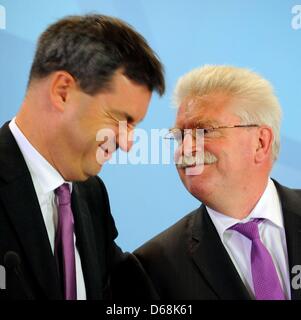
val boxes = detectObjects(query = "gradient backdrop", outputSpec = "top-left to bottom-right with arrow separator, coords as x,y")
0,0 -> 300,251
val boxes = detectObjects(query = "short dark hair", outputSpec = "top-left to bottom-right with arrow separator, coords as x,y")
28,14 -> 165,95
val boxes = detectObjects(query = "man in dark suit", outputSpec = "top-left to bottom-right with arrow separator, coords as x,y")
0,14 -> 164,300
134,65 -> 301,300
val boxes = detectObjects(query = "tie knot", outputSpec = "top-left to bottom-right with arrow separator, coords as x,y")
55,183 -> 71,206
230,218 -> 264,241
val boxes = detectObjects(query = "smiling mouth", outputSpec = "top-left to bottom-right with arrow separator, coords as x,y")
97,144 -> 112,159
177,163 -> 209,169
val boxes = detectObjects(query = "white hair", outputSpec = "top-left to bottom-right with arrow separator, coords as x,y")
173,65 -> 282,161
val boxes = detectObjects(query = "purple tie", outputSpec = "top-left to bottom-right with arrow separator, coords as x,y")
55,183 -> 77,300
230,219 -> 285,300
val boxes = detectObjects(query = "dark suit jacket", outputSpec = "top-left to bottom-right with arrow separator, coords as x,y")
134,180 -> 301,300
0,121 -> 123,300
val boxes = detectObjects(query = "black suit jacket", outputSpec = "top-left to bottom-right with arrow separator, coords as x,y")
134,180 -> 301,300
0,122 -> 123,300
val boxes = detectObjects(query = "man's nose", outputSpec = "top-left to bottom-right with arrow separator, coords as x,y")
182,132 -> 194,156
117,129 -> 134,152
174,132 -> 194,163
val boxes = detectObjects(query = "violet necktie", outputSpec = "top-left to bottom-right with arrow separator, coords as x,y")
230,219 -> 285,300
55,183 -> 77,300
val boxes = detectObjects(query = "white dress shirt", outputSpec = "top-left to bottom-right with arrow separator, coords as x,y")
207,178 -> 291,299
9,118 -> 86,300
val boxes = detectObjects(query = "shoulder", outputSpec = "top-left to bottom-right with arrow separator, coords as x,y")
273,179 -> 301,204
73,175 -> 118,238
74,175 -> 110,204
0,121 -> 29,184
134,207 -> 201,258
133,207 -> 204,299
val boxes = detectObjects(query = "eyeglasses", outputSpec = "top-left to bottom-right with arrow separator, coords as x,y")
164,124 -> 259,143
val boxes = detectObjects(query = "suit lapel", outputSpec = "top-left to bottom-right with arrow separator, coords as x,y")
0,123 -> 61,299
274,180 -> 301,300
0,177 -> 62,299
71,184 -> 104,299
190,205 -> 251,299
190,182 -> 301,300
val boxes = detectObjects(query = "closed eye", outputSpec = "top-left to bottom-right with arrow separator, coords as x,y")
203,128 -> 213,135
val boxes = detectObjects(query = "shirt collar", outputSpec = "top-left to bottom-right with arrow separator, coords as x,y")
206,178 -> 284,240
9,117 -> 71,194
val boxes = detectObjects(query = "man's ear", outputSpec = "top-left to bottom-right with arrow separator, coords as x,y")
49,71 -> 76,112
255,126 -> 274,163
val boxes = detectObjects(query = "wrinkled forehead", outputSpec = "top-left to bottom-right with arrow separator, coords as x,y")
175,93 -> 238,128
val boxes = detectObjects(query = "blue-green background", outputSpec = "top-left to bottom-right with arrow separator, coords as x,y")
0,0 -> 300,251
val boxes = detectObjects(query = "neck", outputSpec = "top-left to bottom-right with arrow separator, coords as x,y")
205,178 -> 269,220
15,100 -> 56,169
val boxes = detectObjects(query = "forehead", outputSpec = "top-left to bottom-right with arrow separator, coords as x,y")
176,93 -> 240,127
95,71 -> 152,123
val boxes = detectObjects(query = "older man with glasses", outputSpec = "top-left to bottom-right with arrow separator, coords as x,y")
132,65 -> 301,300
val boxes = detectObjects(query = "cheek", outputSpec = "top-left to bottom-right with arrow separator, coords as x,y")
236,137 -> 255,160
224,141 -> 255,171
62,124 -> 94,158
203,142 -> 234,175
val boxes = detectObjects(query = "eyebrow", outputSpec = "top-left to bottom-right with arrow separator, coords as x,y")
182,118 -> 219,129
195,120 -> 220,127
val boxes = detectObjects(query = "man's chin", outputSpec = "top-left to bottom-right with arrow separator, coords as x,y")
181,172 -> 213,202
81,163 -> 103,181
95,164 -> 103,174
93,162 -> 103,175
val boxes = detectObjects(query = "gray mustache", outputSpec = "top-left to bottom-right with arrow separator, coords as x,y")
176,151 -> 218,168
